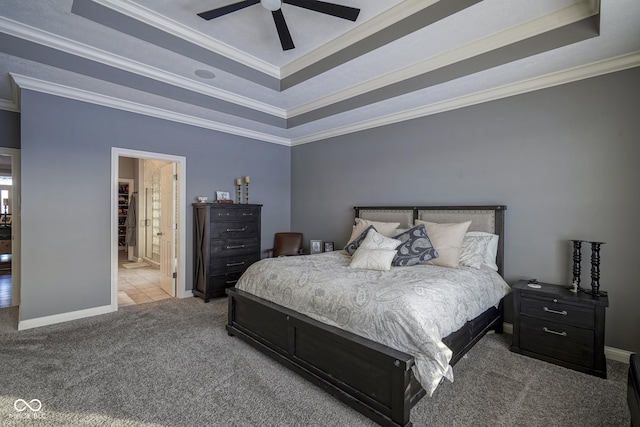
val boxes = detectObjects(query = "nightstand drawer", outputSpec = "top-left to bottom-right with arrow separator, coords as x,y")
521,295 -> 594,329
520,318 -> 594,367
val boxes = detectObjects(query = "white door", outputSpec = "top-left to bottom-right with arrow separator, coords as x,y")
159,163 -> 176,297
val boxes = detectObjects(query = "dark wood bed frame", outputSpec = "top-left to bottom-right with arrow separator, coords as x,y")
226,205 -> 506,427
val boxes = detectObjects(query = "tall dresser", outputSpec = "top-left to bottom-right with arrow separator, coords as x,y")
193,203 -> 262,302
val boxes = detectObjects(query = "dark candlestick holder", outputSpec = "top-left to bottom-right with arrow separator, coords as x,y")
570,240 -> 583,293
587,241 -> 605,296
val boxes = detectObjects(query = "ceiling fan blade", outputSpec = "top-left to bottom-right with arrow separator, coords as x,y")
197,0 -> 260,20
272,9 -> 295,51
283,0 -> 360,21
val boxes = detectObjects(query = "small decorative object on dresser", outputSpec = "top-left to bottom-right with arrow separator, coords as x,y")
192,203 -> 262,302
215,191 -> 232,204
244,176 -> 250,204
510,279 -> 609,378
310,239 -> 322,254
235,179 -> 242,204
324,241 -> 334,252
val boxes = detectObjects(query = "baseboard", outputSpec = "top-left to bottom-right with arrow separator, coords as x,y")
502,322 -> 631,364
18,304 -> 115,330
604,346 -> 634,364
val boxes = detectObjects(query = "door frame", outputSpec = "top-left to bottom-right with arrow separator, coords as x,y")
0,147 -> 20,307
111,148 -> 187,310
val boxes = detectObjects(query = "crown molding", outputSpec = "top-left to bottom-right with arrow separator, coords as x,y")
0,99 -> 19,113
0,16 -> 286,119
8,51 -> 637,149
10,73 -> 291,146
288,0 -> 600,118
290,50 -> 640,146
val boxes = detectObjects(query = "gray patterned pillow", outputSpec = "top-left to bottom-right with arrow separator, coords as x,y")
344,225 -> 376,255
392,224 -> 438,266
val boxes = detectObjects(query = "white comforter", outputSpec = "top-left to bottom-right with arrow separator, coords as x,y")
236,251 -> 510,395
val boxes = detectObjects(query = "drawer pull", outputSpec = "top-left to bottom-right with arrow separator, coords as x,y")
226,245 -> 246,250
543,307 -> 567,316
543,327 -> 567,337
225,279 -> 239,285
226,261 -> 246,267
218,213 -> 231,216
242,213 -> 254,216
226,228 -> 246,232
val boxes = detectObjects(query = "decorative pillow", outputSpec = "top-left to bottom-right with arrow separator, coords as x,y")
392,224 -> 438,266
349,248 -> 397,271
347,218 -> 401,244
344,225 -> 376,255
415,220 -> 471,268
466,231 -> 499,271
459,234 -> 491,269
359,228 -> 402,251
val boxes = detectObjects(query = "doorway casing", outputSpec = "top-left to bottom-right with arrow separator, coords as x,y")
111,148 -> 188,310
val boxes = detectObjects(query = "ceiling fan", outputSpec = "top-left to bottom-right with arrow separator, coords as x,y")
198,0 -> 360,51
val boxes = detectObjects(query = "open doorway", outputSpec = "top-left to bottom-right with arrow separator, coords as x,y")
111,148 -> 187,310
0,148 -> 19,309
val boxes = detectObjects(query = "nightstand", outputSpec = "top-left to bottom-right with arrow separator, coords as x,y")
510,280 -> 608,378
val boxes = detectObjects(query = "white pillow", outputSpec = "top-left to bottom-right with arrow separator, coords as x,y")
347,218 -> 401,244
415,220 -> 471,268
349,248 -> 397,271
459,234 -> 491,269
359,229 -> 402,251
466,231 -> 499,271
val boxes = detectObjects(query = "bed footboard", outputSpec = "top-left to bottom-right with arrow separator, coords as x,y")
226,287 -> 418,427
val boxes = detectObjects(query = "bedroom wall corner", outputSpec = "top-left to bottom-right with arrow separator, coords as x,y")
291,66 -> 640,354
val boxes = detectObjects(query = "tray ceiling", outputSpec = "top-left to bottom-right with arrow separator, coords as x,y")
1,0 -> 639,145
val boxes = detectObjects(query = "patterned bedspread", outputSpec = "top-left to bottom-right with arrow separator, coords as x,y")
236,251 -> 510,395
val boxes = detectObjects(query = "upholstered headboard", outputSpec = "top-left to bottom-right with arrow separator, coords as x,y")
354,205 -> 506,275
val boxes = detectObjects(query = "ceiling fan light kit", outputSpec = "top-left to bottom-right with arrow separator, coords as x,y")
198,0 -> 361,51
261,0 -> 282,11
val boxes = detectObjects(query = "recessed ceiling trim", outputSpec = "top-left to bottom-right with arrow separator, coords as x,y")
85,0 -> 282,77
0,16 -> 286,119
290,50 -> 640,146
9,73 -> 292,146
287,0 -> 600,119
88,0 -> 435,80
277,0 -> 437,78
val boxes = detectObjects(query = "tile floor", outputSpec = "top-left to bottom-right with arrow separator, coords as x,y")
118,251 -> 172,306
0,253 -> 171,309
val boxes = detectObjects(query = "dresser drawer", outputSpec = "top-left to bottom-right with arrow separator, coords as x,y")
211,238 -> 259,257
520,317 -> 595,367
211,253 -> 260,274
210,221 -> 259,239
210,206 -> 260,222
208,271 -> 245,297
521,295 -> 594,329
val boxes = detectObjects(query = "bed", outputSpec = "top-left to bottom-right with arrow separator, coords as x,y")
226,205 -> 508,427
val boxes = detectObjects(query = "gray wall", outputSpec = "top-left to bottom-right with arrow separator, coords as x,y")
0,109 -> 20,148
19,90 -> 291,321
291,67 -> 640,353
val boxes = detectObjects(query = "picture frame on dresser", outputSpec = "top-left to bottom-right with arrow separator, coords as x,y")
310,240 -> 322,254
